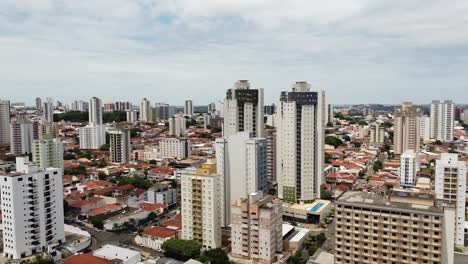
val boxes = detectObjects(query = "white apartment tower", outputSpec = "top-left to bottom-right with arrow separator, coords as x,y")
42,98 -> 54,122
276,82 -> 325,203
184,100 -> 194,116
126,110 -> 137,123
79,125 -> 106,150
32,138 -> 64,169
10,119 -> 34,155
231,192 -> 283,264
369,123 -> 385,147
0,157 -> 65,260
0,99 -> 10,144
89,97 -> 103,125
168,115 -> 187,137
435,153 -> 466,246
419,115 -> 431,142
35,98 -> 42,111
215,132 -> 269,225
109,128 -> 131,164
140,98 -> 151,122
223,80 -> 264,138
430,100 -> 454,142
399,150 -> 420,188
181,161 -> 222,249
393,102 -> 421,155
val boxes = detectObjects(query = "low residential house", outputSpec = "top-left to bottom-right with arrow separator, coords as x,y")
325,172 -> 357,185
147,186 -> 177,207
139,202 -> 167,215
64,254 -> 113,264
88,203 -> 124,218
77,180 -> 113,193
135,226 -> 177,251
127,189 -> 147,208
113,184 -> 135,197
69,197 -> 106,214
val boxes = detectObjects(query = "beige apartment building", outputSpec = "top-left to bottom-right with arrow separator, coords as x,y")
335,191 -> 454,264
231,192 -> 283,264
393,102 -> 422,155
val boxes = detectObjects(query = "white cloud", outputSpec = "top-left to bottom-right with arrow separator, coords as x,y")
0,0 -> 467,104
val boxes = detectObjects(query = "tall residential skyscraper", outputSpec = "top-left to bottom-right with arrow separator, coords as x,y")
126,110 -> 137,123
168,115 -> 187,137
42,98 -> 54,122
0,157 -> 65,260
10,119 -> 34,155
89,97 -> 103,125
155,103 -> 170,121
369,123 -> 385,147
184,100 -> 194,116
335,191 -> 454,264
430,100 -> 454,142
399,150 -> 420,188
215,132 -> 269,225
393,102 -> 421,155
231,192 -> 283,263
435,153 -> 467,246
276,82 -> 325,203
326,103 -> 334,125
32,138 -> 64,169
419,115 -> 431,142
223,80 -> 264,138
71,100 -> 89,112
0,99 -> 11,145
140,98 -> 151,122
265,128 -> 277,184
35,97 -> 42,111
109,128 -> 131,164
181,160 -> 222,249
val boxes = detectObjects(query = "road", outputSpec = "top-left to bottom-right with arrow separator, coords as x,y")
321,221 -> 335,254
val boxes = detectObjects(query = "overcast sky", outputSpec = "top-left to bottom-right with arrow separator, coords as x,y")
1,0 -> 468,105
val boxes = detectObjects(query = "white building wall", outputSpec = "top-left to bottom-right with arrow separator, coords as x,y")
159,138 -> 190,159
399,150 -> 420,188
32,138 -> 64,169
79,125 -> 106,150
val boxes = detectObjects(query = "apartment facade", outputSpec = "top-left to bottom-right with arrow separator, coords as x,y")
140,98 -> 151,122
276,81 -> 325,203
265,129 -> 277,184
215,132 -> 268,226
79,125 -> 106,150
10,119 -> 34,155
159,138 -> 191,159
42,98 -> 54,122
184,100 -> 194,116
231,192 -> 283,264
32,138 -> 64,169
435,153 -> 466,246
369,123 -> 385,147
168,115 -> 187,137
0,157 -> 65,260
147,187 -> 177,207
335,191 -> 454,264
181,161 -> 222,249
109,128 -> 131,164
393,102 -> 421,155
430,100 -> 454,142
419,115 -> 431,142
89,97 -> 103,125
223,80 -> 264,138
399,150 -> 420,188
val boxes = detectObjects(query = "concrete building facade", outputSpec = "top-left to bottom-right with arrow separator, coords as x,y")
393,102 -> 421,155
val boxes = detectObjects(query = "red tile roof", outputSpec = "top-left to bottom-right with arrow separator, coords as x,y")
115,184 -> 134,191
160,220 -> 182,230
143,226 -> 177,238
88,203 -> 123,217
70,197 -> 104,208
140,202 -> 167,211
65,254 -> 112,264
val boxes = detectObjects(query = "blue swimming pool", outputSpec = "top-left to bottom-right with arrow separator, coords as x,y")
310,202 -> 324,212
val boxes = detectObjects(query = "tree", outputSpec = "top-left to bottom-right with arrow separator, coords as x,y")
353,142 -> 362,148
64,153 -> 76,160
373,160 -> 383,171
325,136 -> 344,148
146,212 -> 157,222
198,248 -> 230,264
162,239 -> 201,261
117,176 -> 153,190
290,251 -> 304,264
91,219 -> 104,230
99,144 -> 110,151
359,168 -> 367,178
211,126 -> 222,133
98,172 -> 107,180
20,255 -> 54,264
130,128 -> 143,137
358,120 -> 368,126
149,159 -> 157,165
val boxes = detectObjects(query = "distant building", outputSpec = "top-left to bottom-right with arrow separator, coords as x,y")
181,161 -> 222,249
159,138 -> 191,159
79,125 -> 106,150
369,123 -> 385,147
109,128 -> 131,164
89,97 -> 103,125
435,153 -> 466,246
231,192 -> 283,263
155,103 -> 170,121
399,150 -> 420,188
140,98 -> 151,122
168,115 -> 187,137
10,118 -> 34,155
35,97 -> 42,111
126,110 -> 137,123
265,129 -> 277,184
223,80 -> 264,138
184,100 -> 194,116
335,191 -> 454,264
0,99 -> 10,144
419,115 -> 431,142
0,157 -> 65,260
326,104 -> 334,125
393,102 -> 421,155
430,100 -> 454,142
42,98 -> 54,122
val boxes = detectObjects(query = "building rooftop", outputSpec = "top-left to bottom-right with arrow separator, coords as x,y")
93,244 -> 140,263
142,226 -> 177,238
337,191 -> 443,215
65,254 -> 112,264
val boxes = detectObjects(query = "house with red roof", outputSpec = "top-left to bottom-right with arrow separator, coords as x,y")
69,196 -> 106,214
88,203 -> 124,217
139,202 -> 167,214
112,184 -> 135,197
135,226 -> 177,251
64,254 -> 112,264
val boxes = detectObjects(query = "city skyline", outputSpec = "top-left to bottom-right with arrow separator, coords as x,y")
1,1 -> 468,104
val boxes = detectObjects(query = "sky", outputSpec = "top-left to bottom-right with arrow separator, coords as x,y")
1,0 -> 468,106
